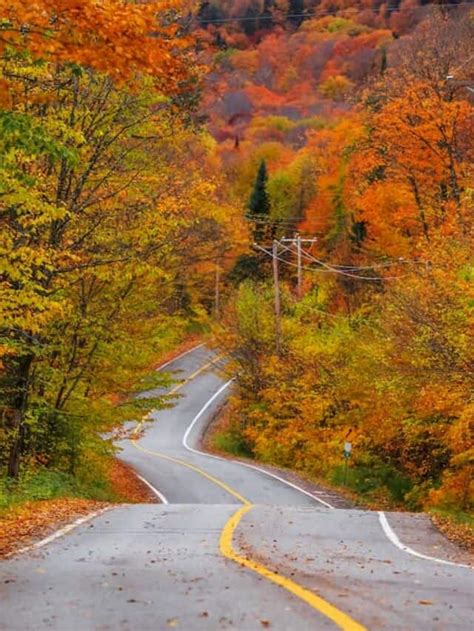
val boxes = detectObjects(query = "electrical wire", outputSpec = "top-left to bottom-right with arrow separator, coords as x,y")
254,243 -> 335,272
286,243 -> 414,271
196,2 -> 473,25
254,243 -> 410,281
449,51 -> 474,76
296,247 -> 411,280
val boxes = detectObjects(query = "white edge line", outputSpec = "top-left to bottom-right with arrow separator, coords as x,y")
156,343 -> 206,372
135,473 -> 169,504
378,511 -> 472,570
6,506 -> 113,559
182,379 -> 335,510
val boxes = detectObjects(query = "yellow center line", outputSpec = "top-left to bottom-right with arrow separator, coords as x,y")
168,355 -> 225,396
132,440 -> 250,505
220,505 -> 367,631
131,356 -> 367,631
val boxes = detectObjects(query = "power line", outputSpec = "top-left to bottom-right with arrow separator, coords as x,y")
254,242 -> 410,281
287,243 -> 414,271
256,242 -> 411,273
297,248 -> 411,280
197,2 -> 473,25
449,51 -> 474,75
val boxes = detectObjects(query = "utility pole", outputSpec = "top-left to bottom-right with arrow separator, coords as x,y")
254,235 -> 317,351
281,235 -> 317,299
272,240 -> 281,355
296,233 -> 302,299
214,260 -> 220,320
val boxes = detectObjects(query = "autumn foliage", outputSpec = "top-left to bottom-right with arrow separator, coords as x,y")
0,0 -> 472,518
0,0 -> 196,85
210,4 -> 473,512
0,0 -> 241,489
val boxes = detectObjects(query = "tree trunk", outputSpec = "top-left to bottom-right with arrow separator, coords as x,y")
7,353 -> 34,479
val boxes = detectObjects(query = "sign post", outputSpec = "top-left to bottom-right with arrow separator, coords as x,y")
343,441 -> 352,485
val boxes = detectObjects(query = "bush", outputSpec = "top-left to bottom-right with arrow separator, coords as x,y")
214,430 -> 252,458
0,465 -> 117,512
331,456 -> 413,504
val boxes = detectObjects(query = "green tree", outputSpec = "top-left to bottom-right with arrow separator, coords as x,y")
247,159 -> 272,243
248,160 -> 271,217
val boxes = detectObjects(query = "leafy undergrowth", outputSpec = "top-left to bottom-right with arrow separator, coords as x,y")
0,498 -> 107,558
108,459 -> 155,504
203,401 -> 250,456
0,459 -> 155,559
430,510 -> 474,554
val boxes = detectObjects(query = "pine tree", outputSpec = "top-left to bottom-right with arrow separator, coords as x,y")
259,0 -> 274,30
247,160 -> 271,243
248,160 -> 270,217
380,47 -> 387,75
239,1 -> 260,37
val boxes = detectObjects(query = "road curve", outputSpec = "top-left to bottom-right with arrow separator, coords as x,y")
1,346 -> 472,630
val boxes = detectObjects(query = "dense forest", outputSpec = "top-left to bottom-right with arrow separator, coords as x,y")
0,0 -> 472,516
199,1 -> 474,513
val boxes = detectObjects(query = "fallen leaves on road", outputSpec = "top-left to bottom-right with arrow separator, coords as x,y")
108,459 -> 156,503
431,514 -> 474,554
0,459 -> 158,559
0,498 -> 107,559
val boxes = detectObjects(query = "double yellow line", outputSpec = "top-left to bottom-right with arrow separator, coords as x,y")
132,357 -> 366,631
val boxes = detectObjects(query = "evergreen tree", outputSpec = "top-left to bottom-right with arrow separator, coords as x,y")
259,0 -> 274,30
380,47 -> 388,75
240,2 -> 260,37
248,160 -> 270,217
198,1 -> 223,28
247,160 -> 271,243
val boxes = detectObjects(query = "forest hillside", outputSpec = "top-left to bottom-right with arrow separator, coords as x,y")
200,1 -> 474,516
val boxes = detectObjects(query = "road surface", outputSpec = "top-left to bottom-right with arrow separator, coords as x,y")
1,345 -> 472,630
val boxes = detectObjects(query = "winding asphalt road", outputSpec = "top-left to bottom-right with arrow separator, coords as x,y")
1,345 -> 472,630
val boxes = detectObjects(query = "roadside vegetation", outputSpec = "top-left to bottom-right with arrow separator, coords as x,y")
0,1 -> 243,512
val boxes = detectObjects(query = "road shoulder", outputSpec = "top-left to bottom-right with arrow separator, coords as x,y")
0,459 -> 155,559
